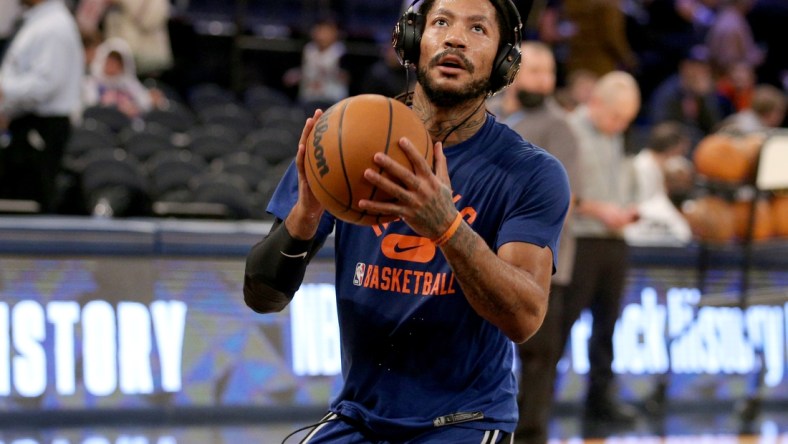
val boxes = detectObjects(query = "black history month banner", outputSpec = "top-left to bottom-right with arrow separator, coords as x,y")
1,217 -> 786,418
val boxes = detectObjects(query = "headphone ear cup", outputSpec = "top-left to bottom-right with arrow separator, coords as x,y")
490,43 -> 521,93
392,11 -> 422,65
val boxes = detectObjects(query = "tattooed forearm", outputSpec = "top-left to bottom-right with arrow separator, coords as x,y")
438,223 -> 549,343
447,224 -> 515,317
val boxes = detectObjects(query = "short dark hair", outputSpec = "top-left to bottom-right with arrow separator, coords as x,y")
751,84 -> 787,117
647,121 -> 689,154
418,0 -> 512,49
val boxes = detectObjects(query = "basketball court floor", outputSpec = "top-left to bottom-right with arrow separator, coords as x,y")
1,407 -> 785,444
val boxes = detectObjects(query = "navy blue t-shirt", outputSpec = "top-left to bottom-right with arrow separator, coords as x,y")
268,114 -> 570,439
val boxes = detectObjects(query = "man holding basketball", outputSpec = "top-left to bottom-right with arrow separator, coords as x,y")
244,0 -> 570,442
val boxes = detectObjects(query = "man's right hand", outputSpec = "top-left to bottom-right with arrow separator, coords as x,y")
285,109 -> 325,240
599,203 -> 639,230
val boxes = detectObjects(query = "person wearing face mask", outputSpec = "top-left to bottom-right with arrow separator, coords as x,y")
502,40 -> 581,444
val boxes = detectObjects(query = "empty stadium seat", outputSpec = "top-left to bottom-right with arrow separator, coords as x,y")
120,123 -> 177,163
242,128 -> 297,165
82,105 -> 133,134
199,103 -> 256,139
186,124 -> 243,161
143,102 -> 198,134
214,151 -> 270,190
79,149 -> 150,217
146,150 -> 208,202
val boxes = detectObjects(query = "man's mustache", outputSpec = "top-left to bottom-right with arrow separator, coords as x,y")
428,50 -> 475,74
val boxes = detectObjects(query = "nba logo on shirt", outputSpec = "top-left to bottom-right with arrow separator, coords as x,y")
353,263 -> 365,286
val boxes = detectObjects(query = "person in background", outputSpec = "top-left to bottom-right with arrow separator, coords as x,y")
563,70 -> 641,425
0,0 -> 22,62
705,0 -> 763,78
561,0 -> 638,77
504,40 -> 581,444
534,0 -> 574,81
716,61 -> 757,115
624,121 -> 693,245
99,0 -> 173,78
554,68 -> 597,113
0,0 -> 83,213
284,17 -> 349,110
80,28 -> 103,74
648,45 -> 724,146
82,37 -> 158,118
628,0 -> 717,103
358,39 -> 411,99
716,84 -> 787,134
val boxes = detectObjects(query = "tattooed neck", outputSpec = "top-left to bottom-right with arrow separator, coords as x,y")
412,92 -> 489,147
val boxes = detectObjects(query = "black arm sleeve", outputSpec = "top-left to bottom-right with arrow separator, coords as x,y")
243,218 -> 326,313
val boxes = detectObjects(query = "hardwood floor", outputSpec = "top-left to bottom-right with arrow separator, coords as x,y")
0,409 -> 784,443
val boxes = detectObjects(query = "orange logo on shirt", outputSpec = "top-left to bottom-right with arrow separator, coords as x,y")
381,234 -> 436,263
372,193 -> 478,265
352,263 -> 457,296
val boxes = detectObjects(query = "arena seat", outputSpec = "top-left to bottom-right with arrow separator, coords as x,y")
120,123 -> 177,163
199,103 -> 256,139
65,119 -> 118,161
143,102 -> 198,134
214,152 -> 270,191
244,84 -> 292,117
146,150 -> 208,203
82,105 -> 132,134
188,171 -> 259,220
186,124 -> 242,161
188,83 -> 238,112
79,149 -> 151,217
242,128 -> 297,165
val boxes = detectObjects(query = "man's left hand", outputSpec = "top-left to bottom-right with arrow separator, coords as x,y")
358,137 -> 458,240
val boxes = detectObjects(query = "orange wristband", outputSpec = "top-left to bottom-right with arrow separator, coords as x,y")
433,213 -> 463,246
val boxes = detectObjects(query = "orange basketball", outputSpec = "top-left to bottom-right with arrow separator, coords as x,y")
681,196 -> 736,242
693,133 -> 762,183
731,199 -> 774,241
304,94 -> 433,225
771,195 -> 788,237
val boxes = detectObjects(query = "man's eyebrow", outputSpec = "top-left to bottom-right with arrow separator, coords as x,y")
468,15 -> 493,24
431,8 -> 493,25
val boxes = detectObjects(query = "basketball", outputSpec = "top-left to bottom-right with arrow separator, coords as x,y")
771,195 -> 788,237
304,94 -> 433,225
731,199 -> 774,241
681,195 -> 736,242
693,133 -> 762,183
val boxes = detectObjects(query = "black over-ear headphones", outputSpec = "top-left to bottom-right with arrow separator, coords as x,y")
391,0 -> 525,94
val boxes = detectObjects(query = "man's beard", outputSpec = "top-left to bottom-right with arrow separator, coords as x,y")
416,52 -> 492,108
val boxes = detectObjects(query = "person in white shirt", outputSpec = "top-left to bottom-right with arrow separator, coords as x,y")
283,17 -> 349,109
0,0 -> 84,212
624,121 -> 693,245
82,37 -> 154,118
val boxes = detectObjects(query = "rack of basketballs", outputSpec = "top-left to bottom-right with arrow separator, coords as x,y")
681,131 -> 788,244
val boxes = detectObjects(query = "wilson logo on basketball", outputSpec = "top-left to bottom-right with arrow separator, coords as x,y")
311,107 -> 334,178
